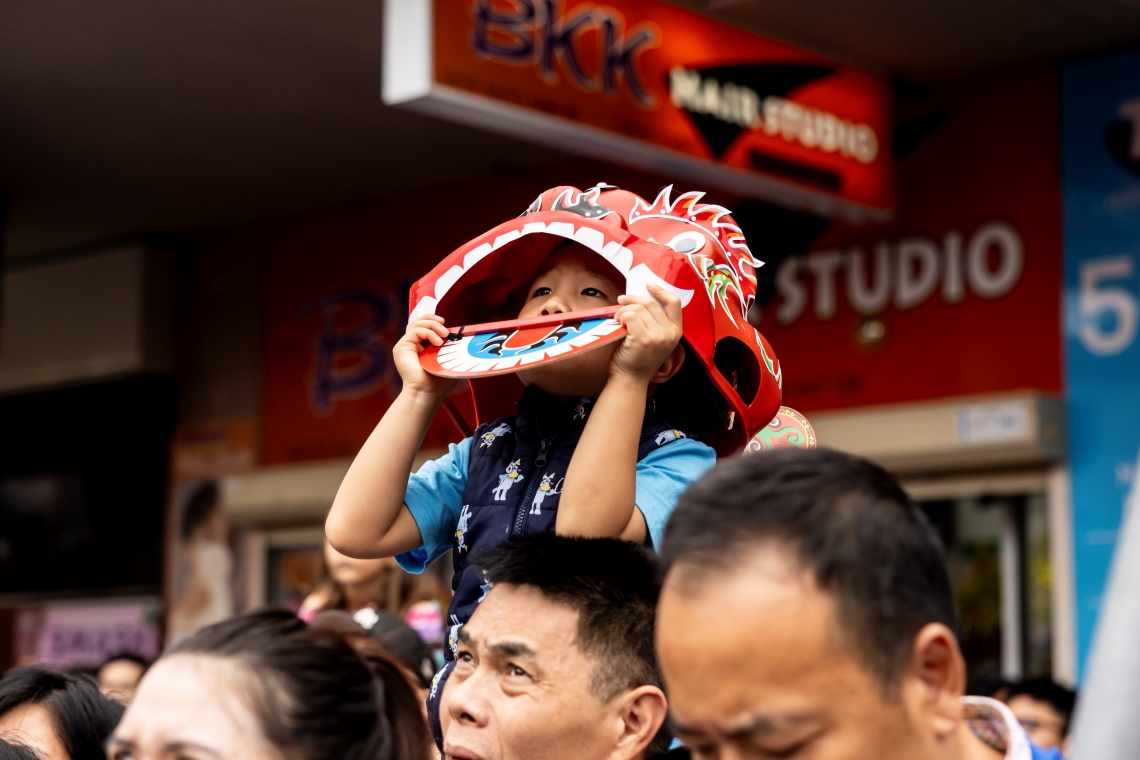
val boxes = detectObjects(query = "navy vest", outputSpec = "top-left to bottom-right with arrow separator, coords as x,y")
444,385 -> 692,655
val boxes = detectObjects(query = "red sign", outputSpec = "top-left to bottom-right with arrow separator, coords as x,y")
259,172 -> 627,463
759,70 -> 1062,412
384,0 -> 893,221
261,227 -> 470,463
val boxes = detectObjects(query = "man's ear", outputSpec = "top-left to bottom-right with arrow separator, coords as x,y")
650,344 -> 686,385
901,623 -> 966,743
610,685 -> 668,760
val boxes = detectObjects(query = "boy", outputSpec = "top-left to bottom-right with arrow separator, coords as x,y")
326,182 -> 781,743
326,242 -> 709,551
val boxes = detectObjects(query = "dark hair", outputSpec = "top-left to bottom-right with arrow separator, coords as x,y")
1007,678 -> 1077,734
0,739 -> 40,760
97,651 -> 151,674
660,448 -> 958,690
0,666 -> 125,760
180,481 -> 219,539
171,609 -> 429,760
475,534 -> 671,756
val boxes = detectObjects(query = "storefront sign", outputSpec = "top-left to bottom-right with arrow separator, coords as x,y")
172,421 -> 258,480
956,402 -> 1031,446
760,70 -> 1062,413
15,599 -> 161,667
258,177 -> 559,464
1061,49 -> 1140,679
383,0 -> 893,221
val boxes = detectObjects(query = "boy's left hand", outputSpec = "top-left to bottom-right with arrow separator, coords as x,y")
610,284 -> 684,383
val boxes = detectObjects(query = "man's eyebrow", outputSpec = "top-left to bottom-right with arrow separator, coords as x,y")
487,639 -> 536,658
673,713 -> 817,738
457,627 -> 472,645
166,742 -> 224,757
108,737 -> 223,758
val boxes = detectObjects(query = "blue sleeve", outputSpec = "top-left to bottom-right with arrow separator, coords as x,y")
395,438 -> 471,573
635,438 -> 716,550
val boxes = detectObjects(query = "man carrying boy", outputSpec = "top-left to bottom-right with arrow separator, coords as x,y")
325,183 -> 783,744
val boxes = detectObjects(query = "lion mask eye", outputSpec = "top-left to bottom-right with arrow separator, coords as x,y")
666,231 -> 706,254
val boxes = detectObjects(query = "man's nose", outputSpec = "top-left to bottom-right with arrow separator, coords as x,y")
443,666 -> 491,728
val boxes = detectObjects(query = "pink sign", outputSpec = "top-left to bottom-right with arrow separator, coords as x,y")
20,600 -> 161,666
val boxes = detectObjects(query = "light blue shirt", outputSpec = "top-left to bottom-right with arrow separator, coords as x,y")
396,436 -> 716,573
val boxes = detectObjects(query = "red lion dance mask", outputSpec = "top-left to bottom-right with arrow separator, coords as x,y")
409,183 -> 784,456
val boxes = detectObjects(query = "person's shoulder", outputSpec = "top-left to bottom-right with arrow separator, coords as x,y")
645,429 -> 716,458
637,434 -> 715,485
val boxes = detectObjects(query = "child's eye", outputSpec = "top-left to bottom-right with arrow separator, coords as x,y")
581,287 -> 607,298
532,287 -> 552,297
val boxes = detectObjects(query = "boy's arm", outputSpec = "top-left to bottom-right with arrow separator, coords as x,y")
557,285 -> 684,540
325,315 -> 457,558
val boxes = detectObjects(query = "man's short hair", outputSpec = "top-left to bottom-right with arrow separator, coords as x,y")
475,535 -> 669,752
1007,678 -> 1077,734
660,448 -> 958,691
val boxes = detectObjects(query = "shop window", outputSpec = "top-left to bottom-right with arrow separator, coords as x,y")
917,492 -> 1052,692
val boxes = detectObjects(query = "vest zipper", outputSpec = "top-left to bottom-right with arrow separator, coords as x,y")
511,436 -> 552,536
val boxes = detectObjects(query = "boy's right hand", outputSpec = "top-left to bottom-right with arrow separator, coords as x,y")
393,314 -> 459,399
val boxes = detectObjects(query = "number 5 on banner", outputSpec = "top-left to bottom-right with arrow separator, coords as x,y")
1078,255 -> 1138,356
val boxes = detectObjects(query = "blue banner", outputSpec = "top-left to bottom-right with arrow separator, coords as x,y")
1062,49 -> 1140,679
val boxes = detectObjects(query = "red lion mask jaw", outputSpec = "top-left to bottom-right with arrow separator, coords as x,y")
410,183 -> 783,455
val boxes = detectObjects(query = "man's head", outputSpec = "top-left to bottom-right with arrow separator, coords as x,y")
514,243 -> 685,397
443,535 -> 669,760
1005,679 -> 1075,750
657,449 -> 971,760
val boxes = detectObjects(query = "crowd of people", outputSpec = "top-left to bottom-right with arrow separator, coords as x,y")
0,450 -> 1077,760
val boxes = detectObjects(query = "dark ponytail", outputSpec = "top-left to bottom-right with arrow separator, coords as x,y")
173,609 -> 429,760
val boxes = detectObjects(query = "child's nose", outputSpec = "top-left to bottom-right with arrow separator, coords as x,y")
540,296 -> 567,315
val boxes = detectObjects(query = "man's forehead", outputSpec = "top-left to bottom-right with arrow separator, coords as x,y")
659,554 -> 844,675
465,583 -> 582,652
658,550 -> 886,737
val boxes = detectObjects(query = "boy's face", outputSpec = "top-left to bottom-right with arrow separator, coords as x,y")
515,245 -> 624,398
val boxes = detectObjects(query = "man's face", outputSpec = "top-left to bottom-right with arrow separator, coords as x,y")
442,584 -> 621,760
1007,695 -> 1066,749
657,548 -> 922,760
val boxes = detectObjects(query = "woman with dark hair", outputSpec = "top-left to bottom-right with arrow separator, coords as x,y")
108,609 -> 430,760
0,739 -> 40,760
0,666 -> 125,760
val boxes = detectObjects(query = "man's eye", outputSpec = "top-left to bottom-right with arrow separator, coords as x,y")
509,664 -> 528,677
457,651 -> 474,664
581,287 -> 606,297
532,287 -> 552,297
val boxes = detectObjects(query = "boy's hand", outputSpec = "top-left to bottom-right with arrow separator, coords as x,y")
393,314 -> 459,399
610,284 -> 684,383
